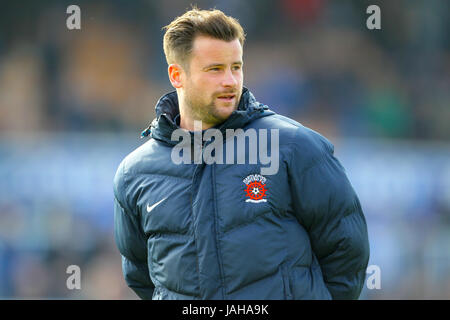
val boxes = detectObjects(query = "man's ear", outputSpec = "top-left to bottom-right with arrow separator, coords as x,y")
168,64 -> 184,89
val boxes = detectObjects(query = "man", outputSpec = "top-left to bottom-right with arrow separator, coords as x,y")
114,8 -> 369,300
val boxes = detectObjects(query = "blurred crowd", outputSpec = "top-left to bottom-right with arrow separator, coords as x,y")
0,0 -> 448,139
0,0 -> 449,299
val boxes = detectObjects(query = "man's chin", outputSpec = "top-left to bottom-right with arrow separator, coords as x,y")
214,104 -> 237,118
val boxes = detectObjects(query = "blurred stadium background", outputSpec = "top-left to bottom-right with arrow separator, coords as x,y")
0,0 -> 449,299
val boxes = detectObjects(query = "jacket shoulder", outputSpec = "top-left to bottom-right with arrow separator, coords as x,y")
113,138 -> 161,203
252,114 -> 334,164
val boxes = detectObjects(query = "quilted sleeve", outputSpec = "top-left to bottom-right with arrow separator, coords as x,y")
288,133 -> 370,299
113,161 -> 155,299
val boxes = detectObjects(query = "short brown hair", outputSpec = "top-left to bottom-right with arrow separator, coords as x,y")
162,7 -> 245,68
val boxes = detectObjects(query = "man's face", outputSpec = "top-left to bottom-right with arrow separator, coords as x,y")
182,35 -> 243,127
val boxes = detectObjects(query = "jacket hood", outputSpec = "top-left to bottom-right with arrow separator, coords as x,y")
141,87 -> 275,146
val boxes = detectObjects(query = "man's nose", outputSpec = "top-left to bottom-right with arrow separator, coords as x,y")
221,68 -> 238,87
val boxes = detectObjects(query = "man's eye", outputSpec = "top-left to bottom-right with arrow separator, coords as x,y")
210,67 -> 220,71
232,65 -> 241,70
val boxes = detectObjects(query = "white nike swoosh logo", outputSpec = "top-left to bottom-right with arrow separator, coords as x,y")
146,197 -> 167,213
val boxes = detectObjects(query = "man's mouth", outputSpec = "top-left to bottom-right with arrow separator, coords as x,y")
217,94 -> 236,102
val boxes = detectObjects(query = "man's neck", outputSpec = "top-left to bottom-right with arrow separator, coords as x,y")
179,109 -> 215,131
177,92 -> 215,131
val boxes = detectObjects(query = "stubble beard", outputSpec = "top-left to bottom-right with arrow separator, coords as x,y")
184,86 -> 241,128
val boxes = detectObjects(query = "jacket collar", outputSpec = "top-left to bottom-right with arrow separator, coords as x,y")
142,87 -> 274,146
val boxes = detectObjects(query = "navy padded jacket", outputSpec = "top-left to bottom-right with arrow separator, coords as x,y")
114,88 -> 370,300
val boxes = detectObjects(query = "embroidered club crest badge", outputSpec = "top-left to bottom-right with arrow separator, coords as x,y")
243,174 -> 268,203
